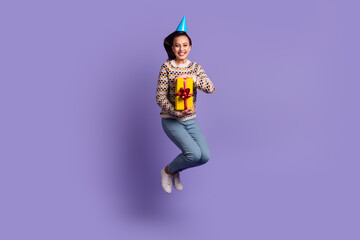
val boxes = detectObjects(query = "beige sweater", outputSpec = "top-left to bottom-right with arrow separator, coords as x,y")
156,59 -> 215,121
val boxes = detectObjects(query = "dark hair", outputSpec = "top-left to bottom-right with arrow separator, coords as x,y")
163,31 -> 192,60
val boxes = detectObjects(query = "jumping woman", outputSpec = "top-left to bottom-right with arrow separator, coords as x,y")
156,16 -> 215,193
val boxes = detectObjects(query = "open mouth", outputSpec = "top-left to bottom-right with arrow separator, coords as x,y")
178,52 -> 186,56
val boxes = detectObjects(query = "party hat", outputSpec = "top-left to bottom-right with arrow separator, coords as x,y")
176,16 -> 187,33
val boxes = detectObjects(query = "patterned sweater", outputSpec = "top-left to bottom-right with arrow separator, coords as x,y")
156,59 -> 215,121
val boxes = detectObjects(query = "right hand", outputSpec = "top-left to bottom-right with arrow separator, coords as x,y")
178,106 -> 194,117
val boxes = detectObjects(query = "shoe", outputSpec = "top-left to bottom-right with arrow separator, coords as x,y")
173,171 -> 183,191
160,167 -> 173,193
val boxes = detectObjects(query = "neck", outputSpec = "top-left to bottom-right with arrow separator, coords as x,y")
174,58 -> 187,65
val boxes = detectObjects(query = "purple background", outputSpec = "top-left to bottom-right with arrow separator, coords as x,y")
1,0 -> 359,239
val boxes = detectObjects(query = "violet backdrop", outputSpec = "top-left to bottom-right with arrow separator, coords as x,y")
1,0 -> 359,239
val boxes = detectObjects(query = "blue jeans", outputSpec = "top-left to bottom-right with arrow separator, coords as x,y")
161,118 -> 210,173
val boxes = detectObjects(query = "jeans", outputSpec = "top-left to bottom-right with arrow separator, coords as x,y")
161,118 -> 210,173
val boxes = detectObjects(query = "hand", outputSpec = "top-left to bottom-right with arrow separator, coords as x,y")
175,74 -> 193,81
178,106 -> 194,117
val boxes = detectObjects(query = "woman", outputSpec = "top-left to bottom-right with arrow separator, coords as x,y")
156,16 -> 215,194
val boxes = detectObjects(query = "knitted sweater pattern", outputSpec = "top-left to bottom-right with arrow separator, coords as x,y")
156,60 -> 215,121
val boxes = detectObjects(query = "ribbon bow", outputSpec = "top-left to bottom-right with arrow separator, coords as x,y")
176,87 -> 193,100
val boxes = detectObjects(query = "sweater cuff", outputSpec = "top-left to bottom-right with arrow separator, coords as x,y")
192,75 -> 199,87
172,109 -> 181,117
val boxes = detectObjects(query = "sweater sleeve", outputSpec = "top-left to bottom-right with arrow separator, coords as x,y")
194,64 -> 215,93
156,64 -> 181,117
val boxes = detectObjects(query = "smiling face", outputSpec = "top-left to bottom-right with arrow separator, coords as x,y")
172,35 -> 192,62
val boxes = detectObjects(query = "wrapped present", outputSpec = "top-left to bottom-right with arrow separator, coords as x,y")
175,78 -> 193,111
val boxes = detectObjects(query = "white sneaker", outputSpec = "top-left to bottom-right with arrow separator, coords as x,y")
173,171 -> 183,191
160,168 -> 173,193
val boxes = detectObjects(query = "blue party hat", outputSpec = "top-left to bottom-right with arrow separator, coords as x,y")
176,16 -> 187,33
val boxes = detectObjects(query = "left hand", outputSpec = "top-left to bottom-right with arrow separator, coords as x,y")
175,74 -> 193,81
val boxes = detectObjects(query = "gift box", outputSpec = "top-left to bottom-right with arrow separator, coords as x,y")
175,78 -> 194,111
